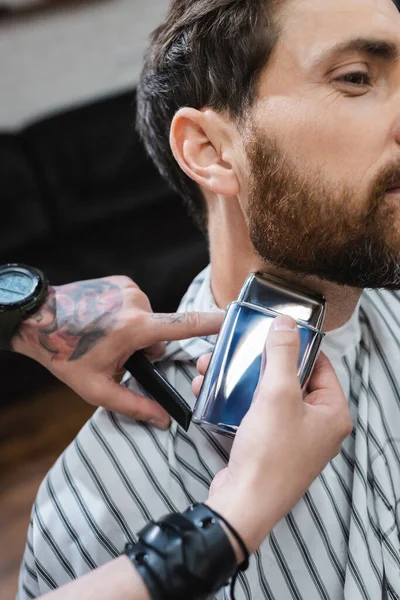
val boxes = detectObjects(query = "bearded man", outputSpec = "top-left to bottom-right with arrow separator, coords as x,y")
18,0 -> 400,598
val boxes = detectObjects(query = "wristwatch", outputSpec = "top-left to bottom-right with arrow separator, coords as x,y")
0,264 -> 49,351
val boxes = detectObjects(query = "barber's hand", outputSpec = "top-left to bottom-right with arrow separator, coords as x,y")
12,276 -> 223,429
193,315 -> 352,556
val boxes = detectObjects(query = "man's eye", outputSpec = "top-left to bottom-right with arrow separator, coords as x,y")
335,71 -> 371,86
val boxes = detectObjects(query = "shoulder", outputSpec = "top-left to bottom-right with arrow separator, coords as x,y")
37,406 -> 185,523
28,357 -> 231,584
29,407 -> 188,584
30,385 -> 228,568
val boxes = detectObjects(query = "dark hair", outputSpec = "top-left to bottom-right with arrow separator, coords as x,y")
136,0 -> 281,230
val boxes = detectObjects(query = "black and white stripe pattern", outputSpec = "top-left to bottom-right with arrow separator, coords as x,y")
17,267 -> 400,600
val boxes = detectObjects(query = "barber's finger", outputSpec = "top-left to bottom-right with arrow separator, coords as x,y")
144,341 -> 166,360
145,312 -> 224,344
196,353 -> 212,376
91,378 -> 171,429
305,354 -> 352,440
305,352 -> 347,409
192,354 -> 212,396
113,368 -> 126,384
306,352 -> 342,395
192,375 -> 204,397
257,315 -> 301,399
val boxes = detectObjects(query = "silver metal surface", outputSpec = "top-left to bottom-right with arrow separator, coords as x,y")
238,272 -> 326,330
193,272 -> 327,438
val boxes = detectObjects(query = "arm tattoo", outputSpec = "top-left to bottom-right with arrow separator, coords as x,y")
16,280 -> 123,362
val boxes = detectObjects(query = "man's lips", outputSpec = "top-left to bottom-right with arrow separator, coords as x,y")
386,181 -> 400,192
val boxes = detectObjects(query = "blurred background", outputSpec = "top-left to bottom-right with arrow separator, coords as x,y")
0,1 -> 208,597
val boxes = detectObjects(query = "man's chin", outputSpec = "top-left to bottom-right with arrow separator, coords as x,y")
257,254 -> 400,291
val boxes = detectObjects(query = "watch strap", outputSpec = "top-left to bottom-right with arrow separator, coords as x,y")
0,265 -> 49,352
0,308 -> 24,351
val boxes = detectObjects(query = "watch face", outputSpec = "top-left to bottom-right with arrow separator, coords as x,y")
0,269 -> 38,306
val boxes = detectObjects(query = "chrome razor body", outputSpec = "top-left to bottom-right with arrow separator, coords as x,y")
193,273 -> 326,438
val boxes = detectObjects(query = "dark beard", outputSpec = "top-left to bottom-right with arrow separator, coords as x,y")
244,129 -> 400,290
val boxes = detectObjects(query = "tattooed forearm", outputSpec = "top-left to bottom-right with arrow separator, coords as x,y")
15,280 -> 124,362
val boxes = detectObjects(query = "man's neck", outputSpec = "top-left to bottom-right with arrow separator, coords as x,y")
208,198 -> 362,333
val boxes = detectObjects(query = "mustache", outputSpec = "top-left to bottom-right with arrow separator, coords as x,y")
366,160 -> 400,218
371,160 -> 400,197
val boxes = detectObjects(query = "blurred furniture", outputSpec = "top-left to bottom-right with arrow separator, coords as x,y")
0,89 -> 208,402
0,0 -> 100,21
0,0 -> 169,130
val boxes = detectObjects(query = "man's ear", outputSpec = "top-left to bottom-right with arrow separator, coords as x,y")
170,107 -> 240,197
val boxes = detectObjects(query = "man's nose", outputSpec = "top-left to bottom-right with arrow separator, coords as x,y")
393,112 -> 400,146
392,82 -> 400,146
389,55 -> 400,145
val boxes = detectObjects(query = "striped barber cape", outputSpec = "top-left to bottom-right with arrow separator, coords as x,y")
18,266 -> 400,600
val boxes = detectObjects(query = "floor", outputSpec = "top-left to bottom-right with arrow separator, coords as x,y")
0,385 -> 94,600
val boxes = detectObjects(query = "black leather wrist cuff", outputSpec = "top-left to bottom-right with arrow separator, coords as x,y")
124,503 -> 239,600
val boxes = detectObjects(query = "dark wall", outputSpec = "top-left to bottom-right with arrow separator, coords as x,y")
0,90 -> 209,401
